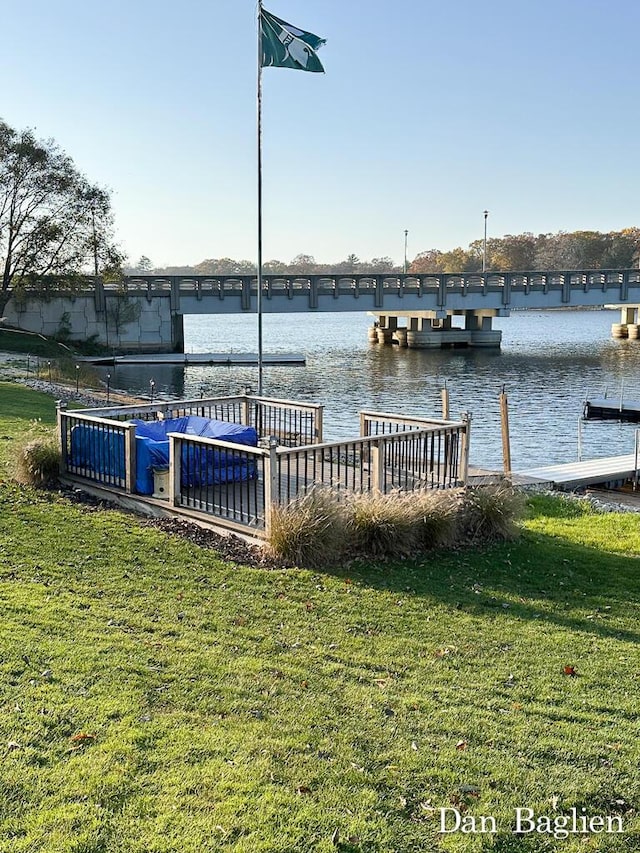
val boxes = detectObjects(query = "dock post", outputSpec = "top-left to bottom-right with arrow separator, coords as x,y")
124,422 -> 137,494
500,388 -> 512,480
370,438 -> 385,493
169,434 -> 181,506
56,402 -> 68,476
314,405 -> 324,444
459,412 -> 472,485
441,383 -> 450,420
263,437 -> 279,537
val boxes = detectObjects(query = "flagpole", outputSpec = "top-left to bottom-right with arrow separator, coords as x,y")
256,0 -> 264,397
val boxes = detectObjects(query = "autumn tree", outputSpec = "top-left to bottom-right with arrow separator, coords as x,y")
0,119 -> 122,315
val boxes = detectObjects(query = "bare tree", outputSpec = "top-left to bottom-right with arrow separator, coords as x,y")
0,119 -> 123,315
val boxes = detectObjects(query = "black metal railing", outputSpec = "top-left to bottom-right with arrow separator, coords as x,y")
252,397 -> 323,446
170,433 -> 267,529
59,409 -> 134,490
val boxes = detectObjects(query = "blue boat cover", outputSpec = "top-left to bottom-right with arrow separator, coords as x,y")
69,416 -> 258,495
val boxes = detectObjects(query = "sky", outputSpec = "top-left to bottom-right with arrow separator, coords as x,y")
3,0 -> 640,268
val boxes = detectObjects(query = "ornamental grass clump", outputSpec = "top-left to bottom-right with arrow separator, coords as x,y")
15,438 -> 61,487
412,488 -> 462,550
266,487 -> 346,568
458,483 -> 526,544
346,490 -> 422,559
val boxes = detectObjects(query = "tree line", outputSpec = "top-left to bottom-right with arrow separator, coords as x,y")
129,253 -> 400,276
133,230 -> 640,278
410,229 -> 640,274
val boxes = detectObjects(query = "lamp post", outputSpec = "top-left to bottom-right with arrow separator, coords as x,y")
403,229 -> 408,274
482,210 -> 489,273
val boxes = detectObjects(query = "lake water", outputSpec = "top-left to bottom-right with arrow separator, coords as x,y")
103,309 -> 640,471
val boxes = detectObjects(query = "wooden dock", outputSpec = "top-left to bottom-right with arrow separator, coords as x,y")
514,454 -> 639,490
583,397 -> 640,422
82,352 -> 306,367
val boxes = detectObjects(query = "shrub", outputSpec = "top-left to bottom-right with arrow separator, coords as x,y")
267,487 -> 346,568
15,437 -> 61,487
458,483 -> 525,544
412,488 -> 462,550
346,490 -> 422,559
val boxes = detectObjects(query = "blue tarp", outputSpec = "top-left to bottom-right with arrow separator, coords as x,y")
69,416 -> 258,495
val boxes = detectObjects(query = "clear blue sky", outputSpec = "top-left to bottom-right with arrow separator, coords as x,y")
3,0 -> 640,268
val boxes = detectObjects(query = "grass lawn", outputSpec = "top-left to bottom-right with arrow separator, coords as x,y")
1,382 -> 639,851
0,328 -> 76,358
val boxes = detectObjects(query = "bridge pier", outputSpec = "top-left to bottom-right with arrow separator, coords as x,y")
171,313 -> 185,352
370,310 -> 503,349
612,306 -> 639,339
375,314 -> 397,344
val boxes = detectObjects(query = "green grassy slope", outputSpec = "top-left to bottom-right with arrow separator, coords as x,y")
0,383 -> 639,852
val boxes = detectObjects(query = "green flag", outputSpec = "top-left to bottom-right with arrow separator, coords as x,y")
260,7 -> 325,73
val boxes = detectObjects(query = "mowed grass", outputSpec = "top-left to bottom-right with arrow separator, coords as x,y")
1,383 -> 640,851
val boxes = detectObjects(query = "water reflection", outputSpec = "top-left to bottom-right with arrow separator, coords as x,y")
98,310 -> 640,470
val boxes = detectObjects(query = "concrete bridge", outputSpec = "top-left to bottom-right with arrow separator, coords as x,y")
4,269 -> 640,352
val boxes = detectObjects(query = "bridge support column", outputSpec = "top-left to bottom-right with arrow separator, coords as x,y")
370,310 -> 502,349
612,306 -> 638,339
171,314 -> 185,353
464,311 -> 502,348
407,316 -> 456,348
394,327 -> 408,347
375,315 -> 397,344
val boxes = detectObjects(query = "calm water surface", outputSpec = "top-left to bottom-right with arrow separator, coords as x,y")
105,309 -> 640,470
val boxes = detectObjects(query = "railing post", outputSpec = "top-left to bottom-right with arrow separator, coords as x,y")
370,438 -> 385,493
263,437 -> 279,537
56,402 -> 68,476
169,434 -> 181,506
124,422 -> 137,494
359,411 -> 368,438
314,405 -> 324,443
241,395 -> 251,426
458,412 -> 472,485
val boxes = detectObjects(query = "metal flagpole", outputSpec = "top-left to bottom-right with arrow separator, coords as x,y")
256,0 -> 264,396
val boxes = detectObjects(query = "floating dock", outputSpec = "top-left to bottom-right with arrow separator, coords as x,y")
514,453 -> 639,490
583,397 -> 640,422
81,352 -> 306,367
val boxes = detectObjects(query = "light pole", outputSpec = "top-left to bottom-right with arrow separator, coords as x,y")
482,210 -> 489,273
403,229 -> 408,274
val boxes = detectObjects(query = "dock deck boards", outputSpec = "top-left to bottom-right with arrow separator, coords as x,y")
514,454 -> 639,489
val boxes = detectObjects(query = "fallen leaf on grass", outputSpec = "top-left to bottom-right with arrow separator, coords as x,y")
69,732 -> 96,743
434,646 -> 457,658
563,665 -> 577,676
